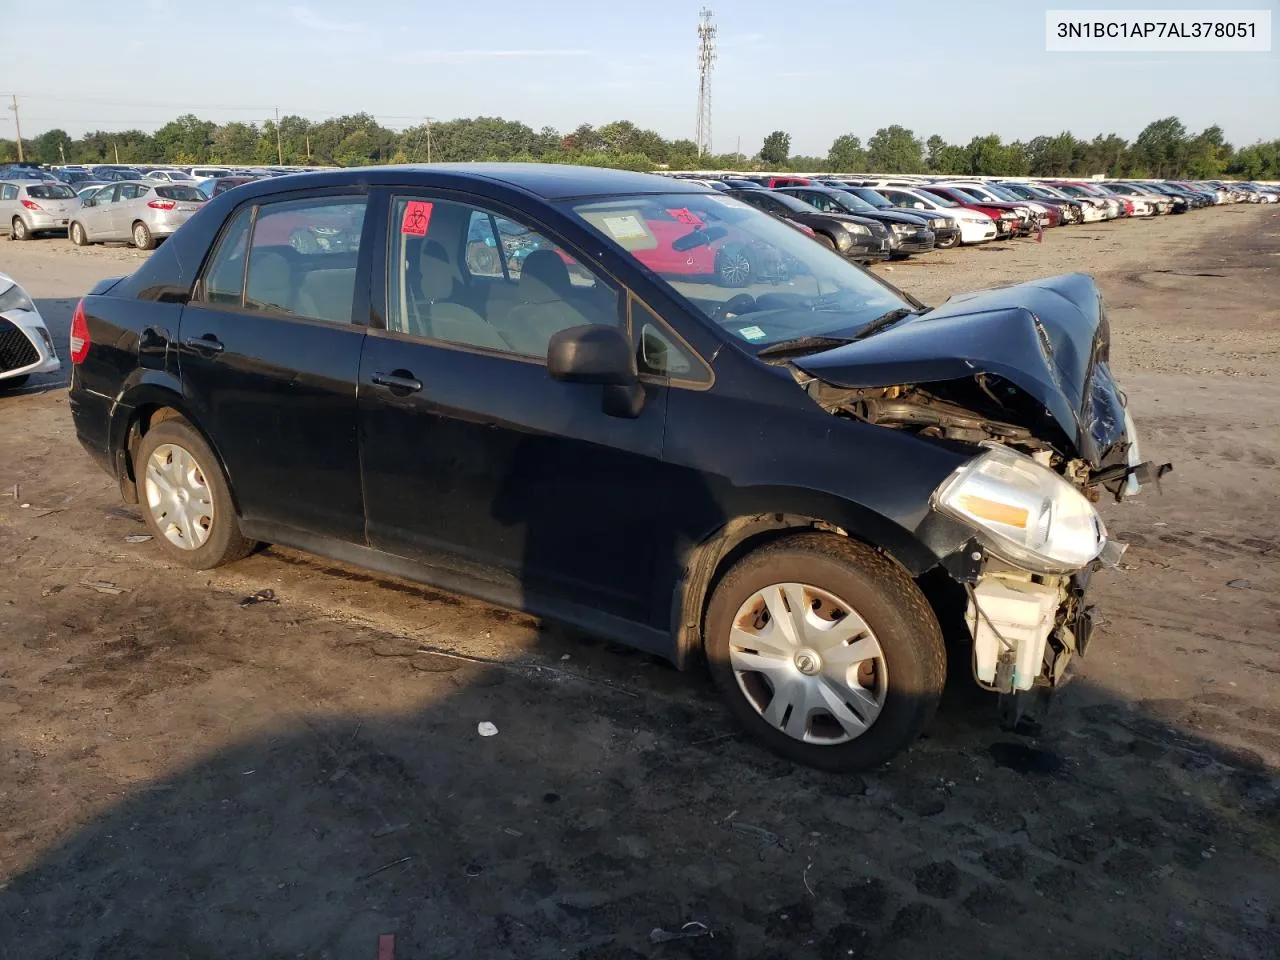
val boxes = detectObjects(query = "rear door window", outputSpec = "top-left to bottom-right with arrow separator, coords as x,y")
201,208 -> 253,305
243,197 -> 367,324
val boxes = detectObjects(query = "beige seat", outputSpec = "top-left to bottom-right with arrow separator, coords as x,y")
410,255 -> 509,351
296,268 -> 356,324
498,249 -> 585,356
245,249 -> 295,313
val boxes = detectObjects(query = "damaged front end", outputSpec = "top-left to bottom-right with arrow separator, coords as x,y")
788,273 -> 1170,725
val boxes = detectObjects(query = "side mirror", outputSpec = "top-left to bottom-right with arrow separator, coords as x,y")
547,324 -> 644,418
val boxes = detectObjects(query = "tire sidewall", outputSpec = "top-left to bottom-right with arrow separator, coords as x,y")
135,420 -> 242,569
71,222 -> 86,246
13,217 -> 28,240
705,535 -> 945,772
133,222 -> 153,250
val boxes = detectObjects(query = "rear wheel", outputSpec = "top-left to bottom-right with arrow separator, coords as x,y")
135,419 -> 256,569
705,533 -> 946,772
69,222 -> 88,246
12,217 -> 30,241
132,221 -> 155,250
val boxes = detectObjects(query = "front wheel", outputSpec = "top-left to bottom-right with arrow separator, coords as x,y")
935,231 -> 959,250
135,419 -> 256,569
815,233 -> 838,251
70,222 -> 88,246
132,221 -> 155,250
705,533 -> 946,772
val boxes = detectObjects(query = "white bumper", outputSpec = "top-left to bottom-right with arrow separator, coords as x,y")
957,218 -> 998,244
1,306 -> 62,380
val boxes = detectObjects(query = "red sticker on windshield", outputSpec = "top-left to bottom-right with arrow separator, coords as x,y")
666,207 -> 703,225
400,201 -> 433,236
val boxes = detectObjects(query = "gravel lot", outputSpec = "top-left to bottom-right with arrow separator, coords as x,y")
1,207 -> 1278,959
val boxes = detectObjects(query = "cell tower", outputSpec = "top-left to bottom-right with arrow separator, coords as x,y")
695,7 -> 716,157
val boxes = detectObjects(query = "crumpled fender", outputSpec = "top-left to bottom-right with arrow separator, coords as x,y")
792,273 -> 1128,466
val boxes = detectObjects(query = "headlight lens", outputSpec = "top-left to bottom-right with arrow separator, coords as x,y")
841,221 -> 870,236
960,216 -> 986,224
890,222 -> 913,234
932,445 -> 1106,573
0,283 -> 36,314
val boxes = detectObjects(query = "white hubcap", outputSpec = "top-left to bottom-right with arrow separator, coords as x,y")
729,583 -> 887,744
144,443 -> 214,549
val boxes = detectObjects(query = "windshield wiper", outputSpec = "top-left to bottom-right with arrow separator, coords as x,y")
851,307 -> 920,341
756,335 -> 856,360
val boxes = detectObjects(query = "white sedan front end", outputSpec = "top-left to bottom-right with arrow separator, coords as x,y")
0,273 -> 61,388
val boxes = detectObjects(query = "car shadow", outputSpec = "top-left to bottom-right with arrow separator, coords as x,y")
0,638 -> 1275,959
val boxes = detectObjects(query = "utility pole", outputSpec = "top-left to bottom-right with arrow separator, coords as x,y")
8,95 -> 24,162
695,8 -> 717,156
275,107 -> 283,165
113,141 -> 120,164
58,142 -> 66,164
306,133 -> 311,162
426,117 -> 432,164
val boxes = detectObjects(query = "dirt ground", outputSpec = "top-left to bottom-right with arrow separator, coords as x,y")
1,207 -> 1278,959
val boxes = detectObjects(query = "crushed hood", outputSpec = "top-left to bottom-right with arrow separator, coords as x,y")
792,273 -> 1127,466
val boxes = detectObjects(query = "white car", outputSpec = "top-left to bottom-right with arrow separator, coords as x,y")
870,185 -> 998,244
0,273 -> 61,389
143,169 -> 199,185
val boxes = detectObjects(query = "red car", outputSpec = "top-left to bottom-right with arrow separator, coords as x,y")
624,206 -> 779,288
917,185 -> 1028,237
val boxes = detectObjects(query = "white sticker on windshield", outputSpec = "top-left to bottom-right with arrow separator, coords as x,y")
602,214 -> 649,241
738,325 -> 767,341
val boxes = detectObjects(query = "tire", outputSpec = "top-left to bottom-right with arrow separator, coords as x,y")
12,217 -> 30,241
935,232 -> 959,250
704,533 -> 946,772
135,418 -> 256,569
815,233 -> 837,251
132,221 -> 155,251
715,245 -> 754,288
69,221 -> 88,246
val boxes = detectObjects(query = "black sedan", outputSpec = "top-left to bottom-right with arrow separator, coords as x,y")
775,186 -> 937,256
67,164 -> 1153,772
723,188 -> 892,264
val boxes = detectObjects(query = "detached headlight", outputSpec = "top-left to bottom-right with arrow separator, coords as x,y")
932,445 -> 1106,573
0,284 -> 36,314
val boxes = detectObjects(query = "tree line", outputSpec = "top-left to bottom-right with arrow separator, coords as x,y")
2,112 -> 1276,180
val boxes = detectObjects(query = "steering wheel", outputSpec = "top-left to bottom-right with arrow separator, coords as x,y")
712,293 -> 757,322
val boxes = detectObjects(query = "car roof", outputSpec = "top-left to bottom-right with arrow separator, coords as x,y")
238,163 -> 711,201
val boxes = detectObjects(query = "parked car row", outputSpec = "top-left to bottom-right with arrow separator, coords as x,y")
659,171 -> 1274,268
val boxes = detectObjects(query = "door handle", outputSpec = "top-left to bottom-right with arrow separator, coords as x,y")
372,370 -> 423,393
183,335 -> 224,353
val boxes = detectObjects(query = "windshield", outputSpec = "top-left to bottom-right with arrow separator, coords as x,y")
982,184 -> 1022,201
849,187 -> 892,208
820,190 -> 878,214
916,190 -> 958,207
156,185 -> 206,202
27,184 -> 77,200
565,193 -> 909,347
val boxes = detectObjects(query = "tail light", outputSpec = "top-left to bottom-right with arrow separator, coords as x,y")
70,300 -> 90,364
147,199 -> 177,210
20,199 -> 42,211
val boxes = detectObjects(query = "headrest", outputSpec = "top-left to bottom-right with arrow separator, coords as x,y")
518,249 -> 570,303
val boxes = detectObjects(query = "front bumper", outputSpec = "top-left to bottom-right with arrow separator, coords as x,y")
0,310 -> 62,379
845,236 -> 892,263
958,220 -> 997,243
893,230 -> 936,254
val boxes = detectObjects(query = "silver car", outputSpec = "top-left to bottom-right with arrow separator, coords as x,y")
69,182 -> 207,250
0,180 -> 82,240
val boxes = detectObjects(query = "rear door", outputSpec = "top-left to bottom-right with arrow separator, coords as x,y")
177,192 -> 371,543
358,189 -> 677,625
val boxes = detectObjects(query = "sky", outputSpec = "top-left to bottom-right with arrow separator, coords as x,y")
3,0 -> 1277,154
